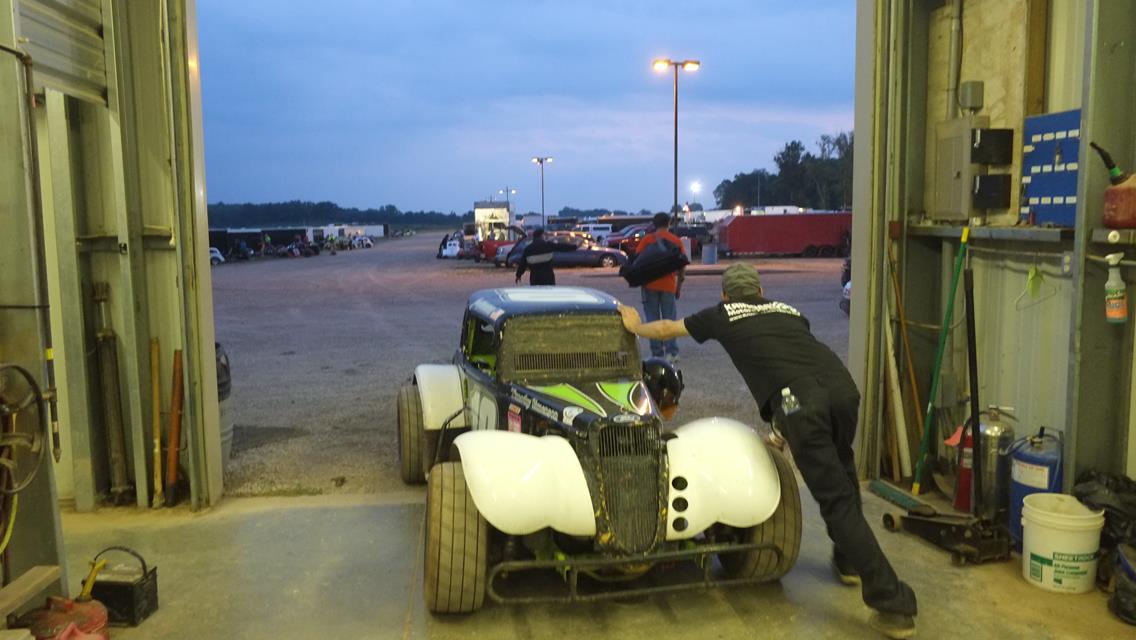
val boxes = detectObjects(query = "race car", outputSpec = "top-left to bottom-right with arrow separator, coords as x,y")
395,286 -> 801,613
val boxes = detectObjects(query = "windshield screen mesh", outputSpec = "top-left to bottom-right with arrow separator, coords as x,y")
500,314 -> 639,384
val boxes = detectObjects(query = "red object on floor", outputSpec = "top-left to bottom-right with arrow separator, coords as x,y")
953,430 -> 973,513
18,596 -> 109,640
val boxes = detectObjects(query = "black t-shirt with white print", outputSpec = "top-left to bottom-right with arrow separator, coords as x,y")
683,296 -> 852,419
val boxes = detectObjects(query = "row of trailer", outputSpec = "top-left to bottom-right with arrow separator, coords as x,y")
454,202 -> 853,262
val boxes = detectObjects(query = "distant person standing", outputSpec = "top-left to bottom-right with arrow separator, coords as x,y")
635,213 -> 686,363
515,229 -> 576,286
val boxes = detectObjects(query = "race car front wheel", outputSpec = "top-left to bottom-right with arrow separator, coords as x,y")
719,446 -> 802,581
424,462 -> 488,613
397,384 -> 436,484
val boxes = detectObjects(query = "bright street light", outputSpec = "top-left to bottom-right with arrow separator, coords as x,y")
531,157 -> 553,227
652,57 -> 700,216
498,187 -> 517,213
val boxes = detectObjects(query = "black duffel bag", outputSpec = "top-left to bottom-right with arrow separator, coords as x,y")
620,236 -> 690,287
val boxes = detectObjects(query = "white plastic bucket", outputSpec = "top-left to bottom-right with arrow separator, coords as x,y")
1021,493 -> 1104,594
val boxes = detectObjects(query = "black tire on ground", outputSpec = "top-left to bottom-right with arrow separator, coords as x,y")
819,245 -> 836,258
211,258 -> 221,265
719,447 -> 802,581
397,384 -> 430,484
601,255 -> 617,268
424,462 -> 488,613
802,245 -> 819,258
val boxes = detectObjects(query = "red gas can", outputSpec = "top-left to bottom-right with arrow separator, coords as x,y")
1103,174 -> 1136,229
16,596 -> 109,640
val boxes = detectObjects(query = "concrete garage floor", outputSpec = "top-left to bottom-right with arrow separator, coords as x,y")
56,234 -> 1131,638
61,486 -> 1131,638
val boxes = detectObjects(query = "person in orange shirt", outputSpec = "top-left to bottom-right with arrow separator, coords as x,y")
635,212 -> 686,363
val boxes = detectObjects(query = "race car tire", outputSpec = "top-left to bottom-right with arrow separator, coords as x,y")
398,384 -> 431,484
424,462 -> 488,613
719,446 -> 802,581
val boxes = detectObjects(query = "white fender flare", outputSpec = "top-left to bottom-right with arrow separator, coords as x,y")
414,364 -> 468,431
453,431 -> 596,537
665,417 -> 781,540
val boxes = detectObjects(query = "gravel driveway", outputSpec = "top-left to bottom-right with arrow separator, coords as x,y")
211,234 -> 847,496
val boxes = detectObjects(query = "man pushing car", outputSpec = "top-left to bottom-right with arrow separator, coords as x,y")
617,262 -> 918,640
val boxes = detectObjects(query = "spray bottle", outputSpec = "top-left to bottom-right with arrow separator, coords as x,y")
1105,253 -> 1127,324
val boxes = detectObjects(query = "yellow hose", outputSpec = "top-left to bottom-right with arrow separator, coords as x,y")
0,494 -> 18,556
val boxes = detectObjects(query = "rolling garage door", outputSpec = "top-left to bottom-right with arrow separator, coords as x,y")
16,0 -> 106,104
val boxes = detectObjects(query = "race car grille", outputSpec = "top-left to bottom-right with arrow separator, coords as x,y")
514,351 -> 629,374
596,425 -> 661,554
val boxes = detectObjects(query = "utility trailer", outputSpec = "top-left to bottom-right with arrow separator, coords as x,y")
717,212 -> 852,257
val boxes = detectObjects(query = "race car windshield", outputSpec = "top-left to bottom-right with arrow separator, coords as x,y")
498,314 -> 639,385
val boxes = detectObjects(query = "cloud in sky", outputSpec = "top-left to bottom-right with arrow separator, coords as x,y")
197,0 -> 855,214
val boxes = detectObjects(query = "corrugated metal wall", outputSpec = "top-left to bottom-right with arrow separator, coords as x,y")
16,0 -> 106,103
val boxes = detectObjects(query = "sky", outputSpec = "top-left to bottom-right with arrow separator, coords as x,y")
197,0 -> 856,215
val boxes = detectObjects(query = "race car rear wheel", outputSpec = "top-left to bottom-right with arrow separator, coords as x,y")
397,384 -> 435,484
719,446 -> 802,581
424,462 -> 488,613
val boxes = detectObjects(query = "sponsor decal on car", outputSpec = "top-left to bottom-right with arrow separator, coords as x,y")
509,388 -> 560,423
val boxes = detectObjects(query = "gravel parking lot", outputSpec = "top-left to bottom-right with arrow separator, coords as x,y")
211,233 -> 848,496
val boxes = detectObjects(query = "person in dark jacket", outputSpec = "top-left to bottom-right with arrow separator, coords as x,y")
514,229 -> 576,286
616,262 -> 918,640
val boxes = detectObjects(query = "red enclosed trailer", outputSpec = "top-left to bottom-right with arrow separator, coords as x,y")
717,212 -> 852,257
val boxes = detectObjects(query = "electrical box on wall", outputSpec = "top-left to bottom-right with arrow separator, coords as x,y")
932,116 -> 1015,220
1020,109 -> 1081,227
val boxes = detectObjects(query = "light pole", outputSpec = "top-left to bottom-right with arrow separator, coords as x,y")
498,187 -> 517,215
531,156 -> 553,227
652,57 -> 699,219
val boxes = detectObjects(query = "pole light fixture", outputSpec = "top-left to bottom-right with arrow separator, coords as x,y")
498,187 -> 517,213
531,156 -> 553,227
652,57 -> 700,218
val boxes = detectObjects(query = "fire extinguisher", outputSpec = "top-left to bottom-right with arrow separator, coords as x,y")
953,427 -> 974,513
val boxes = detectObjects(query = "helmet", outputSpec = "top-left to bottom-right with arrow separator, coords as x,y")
642,358 -> 683,420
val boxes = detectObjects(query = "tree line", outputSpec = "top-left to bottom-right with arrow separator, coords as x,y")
207,200 -> 473,228
713,132 -> 853,211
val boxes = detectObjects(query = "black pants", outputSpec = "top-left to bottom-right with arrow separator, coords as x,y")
774,373 -> 918,617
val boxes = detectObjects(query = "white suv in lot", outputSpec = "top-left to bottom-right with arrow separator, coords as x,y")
210,247 -> 225,265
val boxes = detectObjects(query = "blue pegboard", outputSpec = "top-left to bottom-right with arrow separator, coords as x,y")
1021,109 -> 1081,226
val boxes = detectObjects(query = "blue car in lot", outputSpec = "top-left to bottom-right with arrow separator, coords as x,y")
506,235 -> 628,269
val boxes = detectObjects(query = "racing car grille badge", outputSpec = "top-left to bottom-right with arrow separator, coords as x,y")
595,425 -> 662,554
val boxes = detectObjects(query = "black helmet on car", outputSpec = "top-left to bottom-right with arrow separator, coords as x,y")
642,358 -> 683,420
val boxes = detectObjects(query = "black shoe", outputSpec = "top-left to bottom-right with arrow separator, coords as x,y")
831,557 -> 860,586
869,612 -> 916,639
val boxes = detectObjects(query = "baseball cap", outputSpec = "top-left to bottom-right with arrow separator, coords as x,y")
722,263 -> 762,298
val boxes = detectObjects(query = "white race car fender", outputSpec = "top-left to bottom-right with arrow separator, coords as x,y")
414,364 -> 468,431
453,431 -> 596,537
665,417 -> 781,540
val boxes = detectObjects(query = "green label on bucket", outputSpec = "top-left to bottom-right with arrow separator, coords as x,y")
1029,553 -> 1051,582
1053,552 -> 1096,563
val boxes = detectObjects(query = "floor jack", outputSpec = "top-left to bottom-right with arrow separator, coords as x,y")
875,260 -> 1012,567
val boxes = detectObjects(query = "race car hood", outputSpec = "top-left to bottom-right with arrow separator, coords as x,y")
506,380 -> 655,430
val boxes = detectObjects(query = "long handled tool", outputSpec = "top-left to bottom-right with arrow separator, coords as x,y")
912,229 -> 969,496
93,283 -> 132,503
164,350 -> 183,507
886,241 -> 925,450
150,339 -> 163,508
879,248 -> 1012,565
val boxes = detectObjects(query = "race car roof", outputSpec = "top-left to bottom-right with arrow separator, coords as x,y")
467,287 -> 620,325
